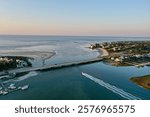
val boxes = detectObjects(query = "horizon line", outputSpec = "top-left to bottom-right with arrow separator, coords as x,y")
0,34 -> 150,38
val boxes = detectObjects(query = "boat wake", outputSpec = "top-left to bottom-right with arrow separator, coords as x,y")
82,72 -> 141,100
14,71 -> 38,82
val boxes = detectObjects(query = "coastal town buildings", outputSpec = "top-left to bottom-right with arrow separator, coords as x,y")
0,56 -> 31,71
90,41 -> 150,66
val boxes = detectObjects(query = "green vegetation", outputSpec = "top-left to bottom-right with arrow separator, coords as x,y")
102,41 -> 150,54
91,41 -> 150,89
0,56 -> 32,71
130,75 -> 150,90
90,41 -> 150,67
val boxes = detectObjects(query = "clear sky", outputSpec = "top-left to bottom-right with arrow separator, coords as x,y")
0,0 -> 150,36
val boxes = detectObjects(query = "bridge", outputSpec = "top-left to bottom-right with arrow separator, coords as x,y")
0,57 -> 103,76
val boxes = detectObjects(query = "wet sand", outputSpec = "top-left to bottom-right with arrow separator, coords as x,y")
0,51 -> 56,60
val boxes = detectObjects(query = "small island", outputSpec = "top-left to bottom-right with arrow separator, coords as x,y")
130,75 -> 150,90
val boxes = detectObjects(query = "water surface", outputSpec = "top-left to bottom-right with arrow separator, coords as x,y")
0,36 -> 150,100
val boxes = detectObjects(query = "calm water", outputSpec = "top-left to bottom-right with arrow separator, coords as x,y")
0,35 -> 150,100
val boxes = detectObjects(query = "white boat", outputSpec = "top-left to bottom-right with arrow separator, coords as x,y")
8,84 -> 16,89
81,72 -> 86,76
21,85 -> 29,90
18,86 -> 22,90
2,91 -> 8,95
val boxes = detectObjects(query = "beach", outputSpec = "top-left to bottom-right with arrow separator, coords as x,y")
0,49 -> 108,59
98,48 -> 109,57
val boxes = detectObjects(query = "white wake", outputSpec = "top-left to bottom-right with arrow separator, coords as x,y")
82,72 -> 141,100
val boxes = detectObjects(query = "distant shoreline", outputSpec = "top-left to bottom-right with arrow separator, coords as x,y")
0,35 -> 150,38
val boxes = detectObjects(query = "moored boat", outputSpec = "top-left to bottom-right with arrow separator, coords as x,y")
21,85 -> 29,90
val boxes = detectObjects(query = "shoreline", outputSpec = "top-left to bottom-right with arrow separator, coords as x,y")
97,48 -> 109,57
0,45 -> 107,75
0,51 -> 56,60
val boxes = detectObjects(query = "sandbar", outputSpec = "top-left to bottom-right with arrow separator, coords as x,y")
0,51 -> 56,60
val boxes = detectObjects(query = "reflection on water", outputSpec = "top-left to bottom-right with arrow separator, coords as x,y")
0,62 -> 150,100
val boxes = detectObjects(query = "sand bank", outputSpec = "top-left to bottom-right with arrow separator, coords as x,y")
0,51 -> 56,60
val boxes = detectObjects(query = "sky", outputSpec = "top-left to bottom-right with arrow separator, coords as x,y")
0,0 -> 150,36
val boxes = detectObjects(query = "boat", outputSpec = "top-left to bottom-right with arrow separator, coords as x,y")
2,91 -> 8,95
21,85 -> 29,90
17,86 -> 22,90
81,72 -> 86,76
0,91 -> 3,95
8,83 -> 16,90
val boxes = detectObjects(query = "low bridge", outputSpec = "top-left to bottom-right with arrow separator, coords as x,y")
0,57 -> 103,76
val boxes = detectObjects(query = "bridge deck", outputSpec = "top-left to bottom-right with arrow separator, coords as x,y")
0,57 -> 103,75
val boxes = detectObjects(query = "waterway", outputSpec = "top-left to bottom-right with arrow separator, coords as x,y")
0,36 -> 150,100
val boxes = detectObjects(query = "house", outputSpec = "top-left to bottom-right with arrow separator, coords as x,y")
115,58 -> 121,62
16,60 -> 28,68
111,57 -> 115,60
90,43 -> 100,49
